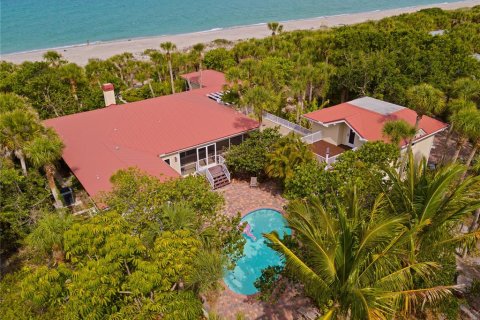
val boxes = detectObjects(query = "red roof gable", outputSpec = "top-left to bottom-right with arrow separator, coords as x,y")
45,70 -> 258,198
304,99 -> 447,145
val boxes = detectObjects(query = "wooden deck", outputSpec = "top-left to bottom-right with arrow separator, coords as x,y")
310,140 -> 352,157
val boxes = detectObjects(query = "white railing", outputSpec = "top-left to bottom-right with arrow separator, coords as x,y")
221,163 -> 231,182
218,155 -> 226,165
315,146 -> 358,167
205,167 -> 214,187
301,131 -> 323,144
263,112 -> 311,136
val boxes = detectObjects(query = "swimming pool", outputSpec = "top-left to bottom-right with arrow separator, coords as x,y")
223,208 -> 291,295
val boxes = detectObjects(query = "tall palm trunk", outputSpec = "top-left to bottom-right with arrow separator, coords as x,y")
70,80 -> 79,101
308,82 -> 313,103
407,115 -> 422,151
45,164 -> 62,208
460,141 -> 478,181
168,59 -> 175,94
469,209 -> 480,232
452,138 -> 467,163
16,150 -> 28,176
440,125 -> 454,165
400,115 -> 422,176
465,142 -> 478,168
148,81 -> 155,98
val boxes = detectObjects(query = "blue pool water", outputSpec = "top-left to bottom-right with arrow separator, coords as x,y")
1,0 -> 465,54
224,208 -> 291,295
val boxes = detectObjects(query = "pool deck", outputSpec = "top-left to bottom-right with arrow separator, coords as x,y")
216,179 -> 286,218
212,180 -> 316,320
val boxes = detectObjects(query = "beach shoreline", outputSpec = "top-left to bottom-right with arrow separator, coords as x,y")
1,0 -> 479,66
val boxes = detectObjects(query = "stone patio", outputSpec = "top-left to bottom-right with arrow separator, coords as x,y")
211,179 -> 316,320
216,179 -> 286,218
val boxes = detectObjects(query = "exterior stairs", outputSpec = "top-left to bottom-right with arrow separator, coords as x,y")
207,164 -> 231,189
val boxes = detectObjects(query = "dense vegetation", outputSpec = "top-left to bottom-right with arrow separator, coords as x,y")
1,5 -> 480,320
0,170 -> 243,319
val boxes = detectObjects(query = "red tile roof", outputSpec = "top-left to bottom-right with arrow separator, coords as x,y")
45,70 -> 258,198
303,99 -> 447,146
181,70 -> 226,93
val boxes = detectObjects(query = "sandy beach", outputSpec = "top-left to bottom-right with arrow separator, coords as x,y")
2,0 -> 479,66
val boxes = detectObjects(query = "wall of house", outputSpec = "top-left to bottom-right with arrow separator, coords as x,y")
310,122 -> 342,145
411,135 -> 435,162
161,153 -> 181,174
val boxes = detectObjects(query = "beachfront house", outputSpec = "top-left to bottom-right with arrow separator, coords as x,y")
263,97 -> 448,165
45,70 -> 259,199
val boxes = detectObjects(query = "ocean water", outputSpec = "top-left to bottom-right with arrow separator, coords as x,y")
0,0 -> 463,54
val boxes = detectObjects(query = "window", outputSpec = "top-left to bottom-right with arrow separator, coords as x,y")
230,134 -> 243,146
180,149 -> 197,166
216,139 -> 230,154
164,159 -> 170,165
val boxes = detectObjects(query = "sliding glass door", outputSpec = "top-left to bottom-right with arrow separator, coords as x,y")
197,143 -> 216,167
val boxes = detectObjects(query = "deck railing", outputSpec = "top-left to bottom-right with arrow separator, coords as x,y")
218,155 -> 226,165
314,146 -> 358,167
301,131 -> 323,144
205,167 -> 214,187
263,112 -> 311,136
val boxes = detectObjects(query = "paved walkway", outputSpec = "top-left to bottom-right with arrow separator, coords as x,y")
212,180 -> 316,319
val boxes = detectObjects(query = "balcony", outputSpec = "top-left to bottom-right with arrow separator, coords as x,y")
310,140 -> 352,165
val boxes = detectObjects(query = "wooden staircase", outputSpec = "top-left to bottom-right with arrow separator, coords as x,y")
208,165 -> 231,189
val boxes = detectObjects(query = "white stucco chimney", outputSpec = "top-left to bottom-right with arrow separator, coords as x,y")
101,83 -> 116,106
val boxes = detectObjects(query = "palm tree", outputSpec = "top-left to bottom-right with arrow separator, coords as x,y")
266,188 -> 455,319
450,109 -> 478,163
382,119 -> 416,147
241,86 -> 279,121
440,99 -> 477,164
135,62 -> 156,98
450,77 -> 480,102
0,109 -> 43,175
145,49 -> 167,83
162,202 -> 197,231
192,43 -> 205,88
109,52 -> 135,86
186,250 -> 225,296
289,77 -> 307,123
43,51 -> 65,67
405,84 -> 446,150
160,41 -> 177,94
314,62 -> 336,105
383,152 -> 480,262
25,130 -> 64,208
0,92 -> 30,113
462,110 -> 480,168
267,22 -> 283,52
59,63 -> 85,104
265,133 -> 314,181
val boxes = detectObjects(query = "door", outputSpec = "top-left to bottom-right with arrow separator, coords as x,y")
197,144 -> 216,167
347,129 -> 355,147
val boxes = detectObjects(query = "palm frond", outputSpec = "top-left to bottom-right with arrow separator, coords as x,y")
263,232 -> 330,297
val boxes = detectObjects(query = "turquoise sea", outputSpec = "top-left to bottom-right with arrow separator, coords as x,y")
0,0 -> 464,54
